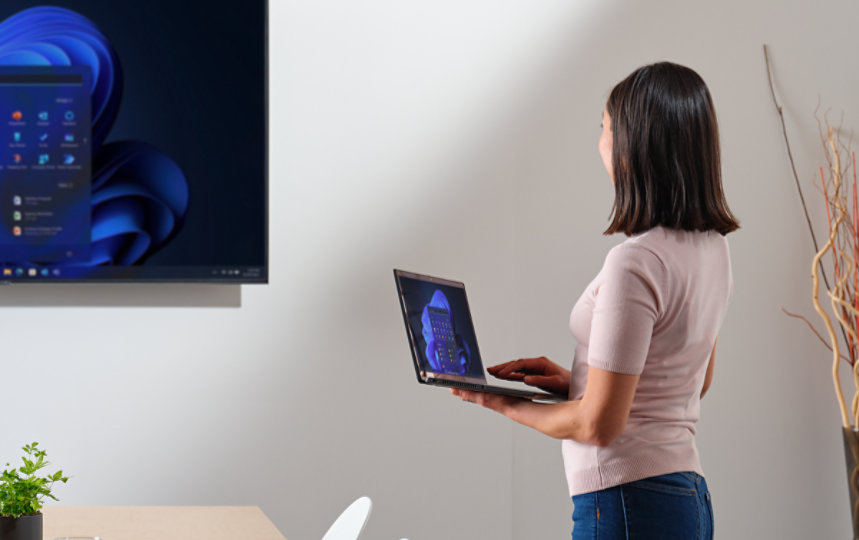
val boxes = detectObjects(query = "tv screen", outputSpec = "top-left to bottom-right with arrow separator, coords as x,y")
0,1 -> 268,283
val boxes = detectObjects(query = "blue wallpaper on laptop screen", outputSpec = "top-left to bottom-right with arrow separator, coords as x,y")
398,276 -> 485,379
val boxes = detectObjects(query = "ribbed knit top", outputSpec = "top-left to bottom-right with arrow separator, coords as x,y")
563,226 -> 732,496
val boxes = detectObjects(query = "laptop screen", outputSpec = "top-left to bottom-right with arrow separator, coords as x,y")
396,272 -> 486,380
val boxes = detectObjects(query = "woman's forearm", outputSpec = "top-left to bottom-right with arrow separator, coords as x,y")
502,399 -> 605,444
453,366 -> 637,447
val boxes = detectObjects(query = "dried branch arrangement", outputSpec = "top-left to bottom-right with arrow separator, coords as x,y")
764,44 -> 859,428
812,125 -> 858,427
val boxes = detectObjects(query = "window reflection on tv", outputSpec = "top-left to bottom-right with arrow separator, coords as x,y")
0,1 -> 268,283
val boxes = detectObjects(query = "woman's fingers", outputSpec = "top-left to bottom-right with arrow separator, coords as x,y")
491,368 -> 527,381
490,357 -> 553,379
522,374 -> 553,385
487,360 -> 518,375
487,358 -> 569,395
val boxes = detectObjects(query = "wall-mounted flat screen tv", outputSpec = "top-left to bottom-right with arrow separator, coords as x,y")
0,1 -> 268,283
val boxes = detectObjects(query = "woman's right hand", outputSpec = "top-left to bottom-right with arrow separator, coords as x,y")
488,356 -> 570,396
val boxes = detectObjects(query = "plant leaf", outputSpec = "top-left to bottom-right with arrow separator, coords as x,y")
0,442 -> 67,519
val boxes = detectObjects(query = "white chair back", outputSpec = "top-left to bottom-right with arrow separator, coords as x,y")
321,496 -> 372,540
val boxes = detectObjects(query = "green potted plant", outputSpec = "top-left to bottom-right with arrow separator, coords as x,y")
0,442 -> 69,540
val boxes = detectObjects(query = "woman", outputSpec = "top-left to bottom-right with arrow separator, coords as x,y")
451,62 -> 738,539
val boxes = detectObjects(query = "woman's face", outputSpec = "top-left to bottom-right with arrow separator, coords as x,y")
599,108 -> 613,182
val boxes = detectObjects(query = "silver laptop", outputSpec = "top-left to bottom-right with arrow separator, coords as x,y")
394,269 -> 565,402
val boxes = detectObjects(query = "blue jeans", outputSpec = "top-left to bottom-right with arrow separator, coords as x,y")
571,472 -> 713,539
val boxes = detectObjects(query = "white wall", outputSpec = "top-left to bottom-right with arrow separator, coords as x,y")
3,0 -> 859,538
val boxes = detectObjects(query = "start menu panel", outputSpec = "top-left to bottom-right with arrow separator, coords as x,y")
0,66 -> 92,264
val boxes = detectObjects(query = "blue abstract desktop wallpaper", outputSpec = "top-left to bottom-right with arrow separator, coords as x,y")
399,276 -> 485,379
0,1 -> 267,281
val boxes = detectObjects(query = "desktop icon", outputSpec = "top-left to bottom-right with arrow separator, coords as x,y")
12,226 -> 21,236
39,133 -> 48,142
12,154 -> 22,164
13,132 -> 21,142
63,154 -> 75,165
38,111 -> 48,121
14,268 -> 23,277
64,133 -> 74,143
38,154 -> 49,165
12,211 -> 21,221
12,195 -> 21,206
11,111 -> 22,121
2,268 -> 10,277
27,268 -> 36,277
41,268 -> 49,277
64,111 -> 75,121
52,268 -> 61,277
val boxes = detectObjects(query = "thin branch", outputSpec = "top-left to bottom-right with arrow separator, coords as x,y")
764,44 -> 832,290
767,44 -> 853,363
783,308 -> 851,361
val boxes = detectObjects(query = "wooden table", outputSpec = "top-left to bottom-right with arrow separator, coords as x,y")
42,507 -> 287,540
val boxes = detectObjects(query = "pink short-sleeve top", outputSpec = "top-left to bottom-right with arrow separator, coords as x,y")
563,226 -> 733,496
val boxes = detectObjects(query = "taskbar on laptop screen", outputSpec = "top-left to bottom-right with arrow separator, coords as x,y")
0,265 -> 266,283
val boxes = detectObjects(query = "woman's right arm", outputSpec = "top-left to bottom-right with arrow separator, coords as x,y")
489,356 -> 570,396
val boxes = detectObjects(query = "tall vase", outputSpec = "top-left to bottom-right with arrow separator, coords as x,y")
844,427 -> 859,539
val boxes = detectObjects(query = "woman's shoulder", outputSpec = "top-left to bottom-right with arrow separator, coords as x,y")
611,226 -> 730,274
625,226 -> 728,253
603,234 -> 667,277
608,228 -> 667,262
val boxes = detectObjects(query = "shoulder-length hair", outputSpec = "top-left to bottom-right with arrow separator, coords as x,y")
604,62 -> 739,236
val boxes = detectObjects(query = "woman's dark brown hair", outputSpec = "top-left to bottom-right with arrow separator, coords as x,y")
604,62 -> 739,235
